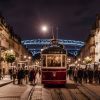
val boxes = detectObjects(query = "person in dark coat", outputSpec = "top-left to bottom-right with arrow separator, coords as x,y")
83,68 -> 88,83
24,67 -> 29,84
77,68 -> 83,84
73,68 -> 78,83
88,68 -> 93,84
98,68 -> 100,84
9,68 -> 13,80
0,69 -> 3,80
68,67 -> 73,80
12,68 -> 17,84
29,68 -> 36,85
17,68 -> 21,84
17,68 -> 25,85
94,68 -> 99,84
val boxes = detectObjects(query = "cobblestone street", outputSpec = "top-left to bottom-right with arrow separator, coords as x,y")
0,74 -> 100,100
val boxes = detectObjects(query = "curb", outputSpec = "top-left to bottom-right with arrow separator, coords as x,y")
0,81 -> 12,87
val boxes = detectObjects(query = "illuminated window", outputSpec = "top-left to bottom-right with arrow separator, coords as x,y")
47,55 -> 61,67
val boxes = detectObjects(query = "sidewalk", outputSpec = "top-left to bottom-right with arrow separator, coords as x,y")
0,75 -> 12,87
0,83 -> 33,100
0,75 -> 33,100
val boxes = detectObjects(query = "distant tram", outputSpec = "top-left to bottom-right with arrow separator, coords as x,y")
41,39 -> 67,85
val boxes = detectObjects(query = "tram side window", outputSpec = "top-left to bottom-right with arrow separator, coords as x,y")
47,55 -> 61,67
43,55 -> 46,67
62,55 -> 65,67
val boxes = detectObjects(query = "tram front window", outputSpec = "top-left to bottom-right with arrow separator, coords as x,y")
47,55 -> 61,67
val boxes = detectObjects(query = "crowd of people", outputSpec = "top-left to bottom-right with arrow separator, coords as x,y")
67,66 -> 100,84
1,65 -> 100,85
8,67 -> 41,85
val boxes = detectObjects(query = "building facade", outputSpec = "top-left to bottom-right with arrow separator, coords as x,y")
77,14 -> 100,68
0,14 -> 32,73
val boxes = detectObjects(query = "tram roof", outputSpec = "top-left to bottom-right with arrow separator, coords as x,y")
41,45 -> 66,54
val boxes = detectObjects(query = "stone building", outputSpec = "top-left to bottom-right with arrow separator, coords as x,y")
78,14 -> 100,68
0,13 -> 32,73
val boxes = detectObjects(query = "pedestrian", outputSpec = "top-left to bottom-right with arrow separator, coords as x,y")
17,68 -> 25,85
68,67 -> 73,80
9,68 -> 13,80
77,68 -> 83,84
83,68 -> 88,83
98,68 -> 100,84
0,68 -> 3,80
29,68 -> 36,85
12,68 -> 17,84
3,68 -> 5,78
73,68 -> 78,83
38,69 -> 41,78
24,67 -> 29,84
17,68 -> 21,84
94,68 -> 99,84
88,68 -> 93,84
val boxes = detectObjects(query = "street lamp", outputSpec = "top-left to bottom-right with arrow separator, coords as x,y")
78,58 -> 81,62
24,55 -> 27,59
28,56 -> 31,60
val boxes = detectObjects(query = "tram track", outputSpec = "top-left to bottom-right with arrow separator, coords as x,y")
50,88 -> 66,100
29,83 -> 100,100
66,84 -> 89,100
77,84 -> 100,100
67,89 -> 79,100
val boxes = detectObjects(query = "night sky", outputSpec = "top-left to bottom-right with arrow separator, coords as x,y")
0,0 -> 100,41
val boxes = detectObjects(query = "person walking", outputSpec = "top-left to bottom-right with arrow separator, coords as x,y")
17,68 -> 21,84
83,68 -> 88,83
12,68 -> 17,84
24,67 -> 29,84
94,68 -> 99,84
68,67 -> 73,80
98,68 -> 100,84
38,69 -> 41,78
88,68 -> 93,84
77,68 -> 83,84
29,68 -> 36,85
0,68 -> 3,80
73,68 -> 78,84
3,68 -> 5,78
9,68 -> 13,80
17,68 -> 25,85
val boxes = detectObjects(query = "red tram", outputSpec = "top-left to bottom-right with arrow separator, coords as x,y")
41,39 -> 67,85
